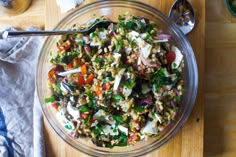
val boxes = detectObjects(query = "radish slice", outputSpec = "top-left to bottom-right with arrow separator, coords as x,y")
58,68 -> 81,76
159,34 -> 171,40
140,53 -> 159,67
141,43 -> 152,58
153,39 -> 168,43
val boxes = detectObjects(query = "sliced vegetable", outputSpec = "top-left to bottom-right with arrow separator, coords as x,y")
81,113 -> 89,119
48,68 -> 56,82
96,83 -> 102,96
76,74 -> 85,86
44,97 -> 55,103
58,68 -> 81,77
138,99 -> 152,106
81,64 -> 87,75
166,51 -> 176,65
86,74 -> 94,84
103,82 -> 111,90
79,106 -> 90,113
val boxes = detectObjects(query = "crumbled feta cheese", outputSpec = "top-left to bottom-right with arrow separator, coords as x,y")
122,87 -> 132,97
142,120 -> 158,134
67,102 -> 80,119
103,125 -> 119,136
113,68 -> 125,91
118,125 -> 128,135
171,46 -> 183,69
99,31 -> 107,40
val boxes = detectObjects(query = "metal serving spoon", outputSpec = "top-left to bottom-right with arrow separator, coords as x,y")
0,20 -> 115,39
169,0 -> 195,35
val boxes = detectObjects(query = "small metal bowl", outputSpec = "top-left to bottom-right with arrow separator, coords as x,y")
224,0 -> 236,17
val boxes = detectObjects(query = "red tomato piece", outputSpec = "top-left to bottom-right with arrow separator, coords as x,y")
103,82 -> 111,90
166,51 -> 176,65
85,74 -> 94,84
81,113 -> 89,119
67,62 -> 73,69
76,74 -> 85,87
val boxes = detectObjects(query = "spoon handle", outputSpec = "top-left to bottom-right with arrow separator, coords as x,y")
0,30 -> 84,39
177,0 -> 187,4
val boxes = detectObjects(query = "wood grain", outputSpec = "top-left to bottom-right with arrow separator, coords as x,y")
205,1 -> 236,157
0,0 -> 45,30
44,0 -> 205,157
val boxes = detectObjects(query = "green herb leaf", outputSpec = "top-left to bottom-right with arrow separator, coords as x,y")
94,58 -> 101,63
174,96 -> 181,102
99,27 -> 105,32
118,15 -> 125,21
77,38 -> 84,46
85,114 -> 92,126
113,115 -> 126,124
50,54 -> 61,64
91,32 -> 99,38
65,124 -> 73,130
102,77 -> 114,83
112,132 -> 128,147
79,106 -> 90,113
112,94 -> 123,103
44,97 -> 55,103
151,68 -> 172,92
134,105 -> 144,113
145,33 -> 151,40
122,80 -> 136,89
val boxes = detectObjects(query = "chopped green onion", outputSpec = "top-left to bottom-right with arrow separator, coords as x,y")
44,97 -> 55,103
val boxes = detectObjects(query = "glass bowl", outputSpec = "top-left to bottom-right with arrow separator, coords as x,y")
36,1 -> 198,156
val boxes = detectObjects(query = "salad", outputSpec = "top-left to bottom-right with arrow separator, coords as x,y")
45,14 -> 184,148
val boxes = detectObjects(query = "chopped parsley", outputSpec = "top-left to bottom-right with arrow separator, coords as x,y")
122,80 -> 136,89
91,32 -> 99,38
112,94 -> 123,103
134,105 -> 144,113
79,106 -> 90,112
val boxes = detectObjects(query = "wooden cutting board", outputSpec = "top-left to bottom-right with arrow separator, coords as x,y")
44,0 -> 205,157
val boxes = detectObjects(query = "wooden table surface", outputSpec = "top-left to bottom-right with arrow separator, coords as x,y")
205,0 -> 236,157
0,0 -> 206,157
